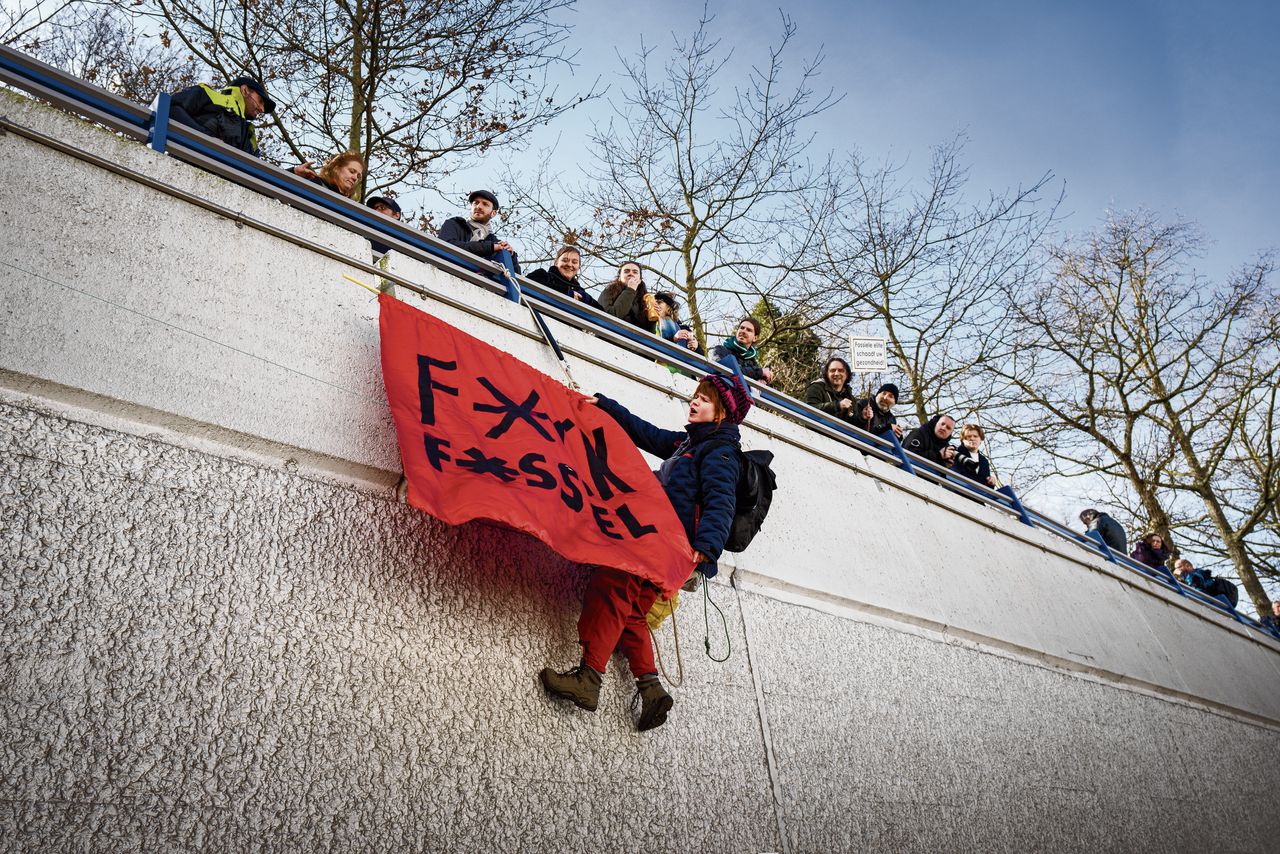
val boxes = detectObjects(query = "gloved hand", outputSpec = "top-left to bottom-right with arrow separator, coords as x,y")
696,560 -> 718,580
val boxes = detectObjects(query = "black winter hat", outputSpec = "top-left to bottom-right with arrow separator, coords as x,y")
876,382 -> 900,401
229,76 -> 275,113
468,189 -> 500,210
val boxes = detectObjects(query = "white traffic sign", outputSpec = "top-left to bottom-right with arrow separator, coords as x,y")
849,336 -> 887,372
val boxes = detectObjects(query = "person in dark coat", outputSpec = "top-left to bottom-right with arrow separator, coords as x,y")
1130,532 -> 1171,569
436,190 -> 520,272
526,246 -> 598,307
709,316 -> 772,384
654,292 -> 702,354
851,382 -> 903,438
366,195 -> 403,256
902,414 -> 957,467
540,372 -> 752,732
167,76 -> 274,157
950,423 -> 995,487
1260,601 -> 1280,636
598,261 -> 657,332
804,357 -> 857,423
1080,508 -> 1127,553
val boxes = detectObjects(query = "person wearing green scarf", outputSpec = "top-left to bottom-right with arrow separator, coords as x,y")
710,316 -> 773,385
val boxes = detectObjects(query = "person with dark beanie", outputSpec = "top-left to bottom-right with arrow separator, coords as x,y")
851,382 -> 903,438
540,372 -> 752,731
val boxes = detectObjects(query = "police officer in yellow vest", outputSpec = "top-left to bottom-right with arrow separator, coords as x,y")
168,76 -> 275,157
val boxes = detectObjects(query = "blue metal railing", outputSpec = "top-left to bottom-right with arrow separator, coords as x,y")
2,43 -> 1275,642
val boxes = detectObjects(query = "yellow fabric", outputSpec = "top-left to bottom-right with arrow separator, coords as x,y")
646,591 -> 679,630
196,83 -> 257,151
197,83 -> 248,118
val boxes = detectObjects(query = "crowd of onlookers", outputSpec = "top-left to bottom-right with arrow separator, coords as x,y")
165,74 -> 1279,635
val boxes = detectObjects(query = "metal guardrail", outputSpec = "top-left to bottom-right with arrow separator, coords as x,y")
1,43 -> 1275,641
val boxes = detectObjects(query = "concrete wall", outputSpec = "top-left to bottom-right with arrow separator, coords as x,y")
2,88 -> 1278,853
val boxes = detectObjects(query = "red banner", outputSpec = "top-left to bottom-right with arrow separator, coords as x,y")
379,293 -> 696,596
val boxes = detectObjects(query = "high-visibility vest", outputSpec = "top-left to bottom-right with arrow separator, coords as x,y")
196,83 -> 257,151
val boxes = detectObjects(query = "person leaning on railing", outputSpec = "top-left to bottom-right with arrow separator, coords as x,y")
1130,532 -> 1171,569
653,292 -> 702,354
1260,601 -> 1280,636
710,316 -> 773,385
804,356 -> 858,424
526,246 -> 599,308
902,414 -> 957,468
1079,508 -> 1127,553
166,76 -> 275,157
598,261 -> 658,333
950,424 -> 996,488
851,383 -> 903,439
291,151 -> 364,199
436,190 -> 521,274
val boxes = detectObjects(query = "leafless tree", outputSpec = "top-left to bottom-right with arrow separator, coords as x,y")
984,211 -> 1279,611
133,0 -> 594,198
17,4 -> 198,102
1,0 -> 91,47
813,139 -> 1059,426
511,11 -> 840,345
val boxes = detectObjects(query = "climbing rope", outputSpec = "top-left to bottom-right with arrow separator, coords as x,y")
649,604 -> 684,687
703,576 -> 731,662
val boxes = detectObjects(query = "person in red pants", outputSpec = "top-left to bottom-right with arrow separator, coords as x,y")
540,371 -> 751,731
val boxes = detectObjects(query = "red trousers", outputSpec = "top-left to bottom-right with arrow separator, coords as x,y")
578,567 -> 660,677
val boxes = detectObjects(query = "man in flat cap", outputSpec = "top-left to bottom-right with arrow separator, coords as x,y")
167,75 -> 275,157
437,189 -> 520,272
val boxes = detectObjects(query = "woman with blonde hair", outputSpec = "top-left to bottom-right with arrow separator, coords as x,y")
292,150 -> 365,199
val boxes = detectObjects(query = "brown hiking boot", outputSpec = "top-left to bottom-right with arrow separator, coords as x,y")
635,680 -> 673,731
539,664 -> 601,712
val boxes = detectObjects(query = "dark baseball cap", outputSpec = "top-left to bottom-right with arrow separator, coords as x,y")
229,76 -> 275,113
468,189 -> 499,210
366,196 -> 402,215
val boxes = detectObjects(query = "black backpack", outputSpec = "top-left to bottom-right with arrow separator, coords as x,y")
696,442 -> 776,553
1209,576 -> 1239,608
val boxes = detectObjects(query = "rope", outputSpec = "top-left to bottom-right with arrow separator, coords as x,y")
703,577 -> 731,662
649,603 -> 684,687
497,264 -> 581,390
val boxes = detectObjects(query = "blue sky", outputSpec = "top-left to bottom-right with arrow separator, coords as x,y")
454,0 -> 1279,282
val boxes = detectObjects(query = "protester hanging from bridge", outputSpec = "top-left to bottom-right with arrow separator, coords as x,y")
167,76 -> 275,157
598,261 -> 658,333
654,292 -> 702,354
851,382 -> 903,439
1080,508 -> 1127,553
950,424 -> 996,488
526,246 -> 599,307
1130,532 -> 1171,569
436,190 -> 521,273
804,357 -> 857,423
902,414 -> 957,467
540,371 -> 751,731
291,150 -> 365,199
710,316 -> 773,385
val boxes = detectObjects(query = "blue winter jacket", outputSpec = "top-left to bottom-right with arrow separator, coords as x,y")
594,395 -> 741,576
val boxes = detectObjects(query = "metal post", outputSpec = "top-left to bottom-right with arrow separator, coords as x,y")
995,485 -> 1034,527
494,249 -> 520,302
148,91 -> 171,154
1084,529 -> 1119,563
882,428 -> 916,476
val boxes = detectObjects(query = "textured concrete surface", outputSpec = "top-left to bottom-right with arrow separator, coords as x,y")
3,86 -> 1280,852
4,397 -> 1279,853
